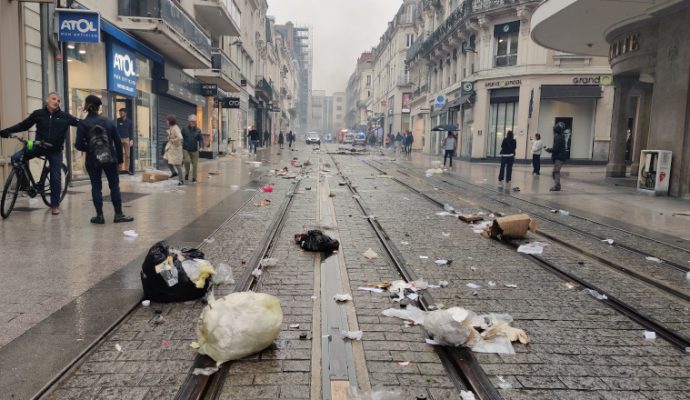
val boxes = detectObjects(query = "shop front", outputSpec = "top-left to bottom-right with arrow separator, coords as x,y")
65,18 -> 162,179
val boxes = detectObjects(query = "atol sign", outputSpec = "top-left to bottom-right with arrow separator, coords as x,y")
57,9 -> 100,43
107,40 -> 138,96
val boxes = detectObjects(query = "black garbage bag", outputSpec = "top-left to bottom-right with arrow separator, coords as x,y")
294,230 -> 340,252
140,241 -> 210,303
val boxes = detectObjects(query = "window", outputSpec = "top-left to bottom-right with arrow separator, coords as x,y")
366,75 -> 371,86
405,33 -> 415,48
494,21 -> 520,67
336,106 -> 342,111
336,97 -> 343,102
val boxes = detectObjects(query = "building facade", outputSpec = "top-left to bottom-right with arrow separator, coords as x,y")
532,0 -> 690,198
345,52 -> 373,135
331,91 -> 346,136
405,0 -> 613,159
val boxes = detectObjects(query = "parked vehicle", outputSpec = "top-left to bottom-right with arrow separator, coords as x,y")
306,133 -> 321,145
354,132 -> 366,146
343,132 -> 355,144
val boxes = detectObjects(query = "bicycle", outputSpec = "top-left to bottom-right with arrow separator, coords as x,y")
1,135 -> 71,218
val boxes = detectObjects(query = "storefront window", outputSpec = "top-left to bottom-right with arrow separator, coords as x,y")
487,101 -> 518,157
136,57 -> 153,169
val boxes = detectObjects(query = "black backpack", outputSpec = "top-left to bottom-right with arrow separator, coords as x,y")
87,123 -> 115,165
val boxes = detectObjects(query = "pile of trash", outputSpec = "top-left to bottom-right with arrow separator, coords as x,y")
294,230 -> 340,252
425,168 -> 444,177
480,213 -> 537,240
382,306 -> 528,355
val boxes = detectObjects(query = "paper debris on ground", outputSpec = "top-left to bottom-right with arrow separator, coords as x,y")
466,283 -> 481,289
333,294 -> 353,302
442,232 -> 450,237
672,210 -> 690,217
504,284 -> 517,288
583,288 -> 607,300
400,241 -> 409,245
123,230 -> 138,238
115,344 -> 122,352
425,338 -> 440,345
260,258 -> 279,267
460,391 -> 477,400
435,259 -> 452,266
251,268 -> 262,278
425,168 -> 444,177
439,280 -> 449,287
363,248 -> 379,259
645,256 -> 662,263
602,239 -> 615,245
558,209 -> 570,216
459,214 -> 484,223
436,211 -> 455,217
358,287 -> 384,293
366,282 -> 391,290
398,361 -> 411,367
482,214 -> 537,239
190,342 -> 200,349
472,221 -> 493,234
488,281 -> 496,287
255,199 -> 271,207
644,331 -> 657,340
193,367 -> 219,376
341,330 -> 363,340
443,204 -> 455,213
517,242 -> 548,255
203,237 -> 216,244
419,256 -> 429,259
497,376 -> 512,389
289,324 -> 300,329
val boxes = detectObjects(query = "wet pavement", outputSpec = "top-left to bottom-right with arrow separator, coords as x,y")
2,144 -> 689,399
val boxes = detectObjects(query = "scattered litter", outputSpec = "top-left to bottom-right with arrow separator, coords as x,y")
203,237 -> 216,244
466,283 -> 481,289
311,295 -> 318,300
443,204 -> 455,213
192,367 -> 219,376
141,242 -> 212,302
504,284 -> 517,288
251,268 -> 262,278
260,258 -> 279,267
400,241 -> 409,245
333,294 -> 353,302
583,288 -> 608,300
488,281 -> 496,287
672,210 -> 690,217
123,230 -> 138,238
482,214 -> 537,240
341,330 -> 363,340
366,282 -> 391,289
181,259 -> 216,289
644,331 -> 657,340
435,259 -> 452,266
190,342 -> 200,349
153,314 -> 166,325
564,282 -> 576,289
460,391 -> 477,400
213,263 -> 234,286
425,168 -> 444,177
141,300 -> 150,307
230,185 -> 239,190
419,256 -> 429,260
196,292 -> 283,363
358,287 -> 385,293
402,197 -> 410,201
255,199 -> 271,207
558,209 -> 570,216
289,323 -> 300,329
471,266 -> 478,271
407,293 -> 419,301
439,280 -> 449,288
442,232 -> 450,237
471,221 -> 493,234
497,376 -> 512,389
645,256 -> 662,263
512,187 -> 520,192
294,230 -> 340,252
382,306 -> 426,325
436,211 -> 455,217
162,340 -> 170,348
262,185 -> 273,193
363,248 -> 379,259
352,194 -> 361,199
425,338 -> 440,345
459,214 -> 483,223
602,239 -> 615,245
398,361 -> 411,367
517,242 -> 548,255
115,344 -> 122,352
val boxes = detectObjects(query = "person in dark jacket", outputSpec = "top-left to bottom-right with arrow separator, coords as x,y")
264,130 -> 271,147
278,131 -> 284,149
287,130 -> 294,149
75,95 -> 133,224
498,130 -> 517,183
0,92 -> 80,215
249,126 -> 260,154
116,108 -> 134,174
181,114 -> 204,182
545,122 -> 568,191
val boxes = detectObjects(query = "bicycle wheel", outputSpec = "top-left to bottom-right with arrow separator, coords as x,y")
1,169 -> 20,218
40,163 -> 71,207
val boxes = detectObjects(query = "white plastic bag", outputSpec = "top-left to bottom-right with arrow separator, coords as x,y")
423,307 -> 478,346
212,263 -> 234,286
181,259 -> 216,288
363,248 -> 379,259
196,292 -> 283,363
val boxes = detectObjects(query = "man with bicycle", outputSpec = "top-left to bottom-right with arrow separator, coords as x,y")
1,92 -> 79,215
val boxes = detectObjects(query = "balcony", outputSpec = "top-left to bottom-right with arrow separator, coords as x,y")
397,75 -> 413,87
191,50 -> 241,92
193,0 -> 241,37
255,76 -> 273,101
118,0 -> 211,68
495,53 -> 517,67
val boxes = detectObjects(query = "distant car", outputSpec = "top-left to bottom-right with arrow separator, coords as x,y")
343,132 -> 355,144
324,133 -> 333,143
306,134 -> 320,145
354,132 -> 366,146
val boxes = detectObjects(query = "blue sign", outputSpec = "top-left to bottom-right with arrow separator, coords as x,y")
107,40 -> 138,96
57,9 -> 100,43
434,96 -> 446,109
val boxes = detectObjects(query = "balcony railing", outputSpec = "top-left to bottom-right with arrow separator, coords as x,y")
212,50 -> 241,83
494,53 -> 517,67
407,0 -> 530,62
255,76 -> 273,100
118,0 -> 212,59
221,0 -> 241,28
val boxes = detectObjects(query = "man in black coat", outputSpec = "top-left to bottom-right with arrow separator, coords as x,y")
0,92 -> 79,215
546,122 -> 568,191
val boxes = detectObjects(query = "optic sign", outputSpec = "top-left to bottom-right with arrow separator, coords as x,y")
221,97 -> 241,109
107,41 -> 138,96
57,9 -> 100,43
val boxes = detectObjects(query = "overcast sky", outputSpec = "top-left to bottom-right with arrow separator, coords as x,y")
268,0 -> 402,95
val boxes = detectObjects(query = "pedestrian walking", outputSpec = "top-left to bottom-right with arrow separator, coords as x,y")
405,131 -> 414,155
163,115 -> 184,185
263,130 -> 270,147
546,122 -> 568,191
181,114 -> 203,183
442,131 -> 456,167
498,130 -> 517,183
288,130 -> 294,149
249,126 -> 260,154
0,92 -> 80,215
395,132 -> 402,153
116,108 -> 134,174
531,133 -> 542,175
74,95 -> 133,224
278,131 -> 284,149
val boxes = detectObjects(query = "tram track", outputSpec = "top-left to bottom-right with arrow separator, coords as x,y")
358,157 -> 690,354
330,154 -> 502,400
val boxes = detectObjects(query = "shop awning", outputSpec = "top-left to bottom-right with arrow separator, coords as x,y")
541,84 -> 601,99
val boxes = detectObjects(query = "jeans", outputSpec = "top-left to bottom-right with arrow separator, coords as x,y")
532,154 -> 541,174
12,148 -> 63,208
251,140 -> 259,153
443,149 -> 454,166
183,150 -> 199,180
499,156 -> 515,182
552,159 -> 564,188
86,162 -> 122,214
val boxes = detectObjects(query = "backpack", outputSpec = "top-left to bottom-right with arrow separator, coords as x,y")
87,123 -> 116,165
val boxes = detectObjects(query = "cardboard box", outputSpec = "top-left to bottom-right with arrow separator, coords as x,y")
143,172 -> 169,182
483,213 -> 537,240
458,214 -> 484,223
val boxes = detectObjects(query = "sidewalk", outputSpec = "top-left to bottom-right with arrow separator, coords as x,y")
395,150 -> 690,242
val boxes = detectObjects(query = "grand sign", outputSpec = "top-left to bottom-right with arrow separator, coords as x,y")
484,79 -> 521,88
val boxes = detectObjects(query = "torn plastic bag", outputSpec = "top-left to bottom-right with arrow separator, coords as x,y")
294,230 -> 340,252
141,241 -> 211,302
212,263 -> 235,286
424,307 -> 480,346
181,259 -> 216,289
196,292 -> 283,363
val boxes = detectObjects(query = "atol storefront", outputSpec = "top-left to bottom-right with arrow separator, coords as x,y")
61,11 -> 163,179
